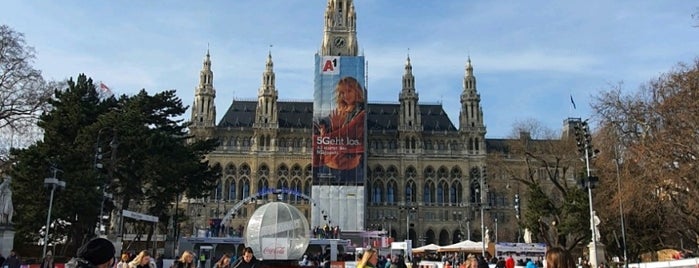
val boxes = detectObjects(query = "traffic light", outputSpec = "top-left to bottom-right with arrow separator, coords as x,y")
588,176 -> 599,189
94,146 -> 105,169
579,176 -> 600,189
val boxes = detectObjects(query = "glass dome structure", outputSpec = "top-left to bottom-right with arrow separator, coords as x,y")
245,202 -> 311,260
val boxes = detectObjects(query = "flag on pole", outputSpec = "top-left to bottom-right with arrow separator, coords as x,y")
570,95 -> 577,109
99,82 -> 111,93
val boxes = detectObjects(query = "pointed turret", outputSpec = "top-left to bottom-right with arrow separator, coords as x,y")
398,54 -> 423,153
254,50 -> 279,129
459,57 -> 486,154
321,0 -> 359,56
399,54 -> 421,131
191,49 -> 216,128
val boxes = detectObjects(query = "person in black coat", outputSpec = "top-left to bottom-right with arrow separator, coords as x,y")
231,247 -> 259,268
4,250 -> 21,268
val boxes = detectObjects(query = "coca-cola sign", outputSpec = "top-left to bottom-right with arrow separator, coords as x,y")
259,238 -> 290,259
263,246 -> 286,255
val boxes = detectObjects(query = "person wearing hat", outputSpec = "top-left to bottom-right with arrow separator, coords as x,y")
66,237 -> 116,268
41,250 -> 55,268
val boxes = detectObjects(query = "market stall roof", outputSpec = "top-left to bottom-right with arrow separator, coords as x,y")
438,240 -> 483,253
413,243 -> 440,253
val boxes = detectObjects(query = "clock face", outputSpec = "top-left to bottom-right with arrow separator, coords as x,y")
333,37 -> 346,48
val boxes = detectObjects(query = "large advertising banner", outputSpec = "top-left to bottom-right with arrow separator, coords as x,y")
312,55 -> 366,185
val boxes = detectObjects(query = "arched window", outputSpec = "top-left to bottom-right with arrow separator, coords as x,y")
450,182 -> 462,204
241,178 -> 250,199
405,180 -> 417,203
277,178 -> 289,201
387,180 -> 396,204
372,181 -> 383,204
215,180 -> 223,201
438,181 -> 448,205
258,178 -> 269,199
423,181 -> 435,204
228,179 -> 236,201
291,179 -> 302,204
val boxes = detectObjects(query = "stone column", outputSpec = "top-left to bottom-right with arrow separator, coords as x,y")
0,225 -> 15,257
588,241 -> 606,268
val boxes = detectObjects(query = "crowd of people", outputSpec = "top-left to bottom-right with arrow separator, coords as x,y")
312,225 -> 341,239
431,247 -> 575,268
45,235 -> 579,268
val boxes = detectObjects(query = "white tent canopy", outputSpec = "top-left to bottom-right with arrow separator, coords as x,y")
438,240 -> 483,253
413,243 -> 441,253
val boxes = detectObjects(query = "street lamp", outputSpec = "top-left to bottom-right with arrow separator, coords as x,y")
613,144 -> 628,268
476,177 -> 489,258
43,166 -> 66,259
400,206 -> 416,241
383,216 -> 397,238
94,127 -> 118,235
574,120 -> 601,268
494,218 -> 498,243
452,211 -> 470,241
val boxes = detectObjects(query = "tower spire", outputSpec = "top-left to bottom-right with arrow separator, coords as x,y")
321,0 -> 359,56
459,57 -> 486,155
191,49 -> 216,128
399,52 -> 421,131
255,49 -> 278,129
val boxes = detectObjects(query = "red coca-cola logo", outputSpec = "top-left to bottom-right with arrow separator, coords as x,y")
263,246 -> 286,255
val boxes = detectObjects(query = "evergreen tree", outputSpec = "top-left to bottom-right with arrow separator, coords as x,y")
10,74 -> 221,252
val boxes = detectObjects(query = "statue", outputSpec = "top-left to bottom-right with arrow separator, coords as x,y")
523,228 -> 532,243
484,227 -> 491,243
592,211 -> 601,242
0,176 -> 13,225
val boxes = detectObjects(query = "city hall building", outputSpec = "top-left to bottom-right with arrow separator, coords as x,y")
187,0 -> 524,247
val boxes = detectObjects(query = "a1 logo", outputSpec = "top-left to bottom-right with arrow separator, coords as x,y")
321,56 -> 340,75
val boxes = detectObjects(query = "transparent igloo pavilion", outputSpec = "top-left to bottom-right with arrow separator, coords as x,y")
245,202 -> 311,260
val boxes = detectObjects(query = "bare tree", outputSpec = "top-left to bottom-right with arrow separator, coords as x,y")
592,59 -> 699,259
488,119 -> 591,252
0,25 -> 53,132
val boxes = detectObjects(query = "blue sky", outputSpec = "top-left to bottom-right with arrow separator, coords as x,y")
2,1 -> 697,138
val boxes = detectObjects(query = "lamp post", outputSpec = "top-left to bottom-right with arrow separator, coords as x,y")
574,120 -> 601,268
614,144 -> 628,268
383,216 -> 396,238
494,218 -> 498,243
43,167 -> 66,259
477,174 -> 488,258
453,211 -> 463,242
401,206 -> 416,242
94,127 -> 118,235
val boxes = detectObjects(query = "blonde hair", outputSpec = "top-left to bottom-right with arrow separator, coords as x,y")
334,76 -> 364,112
214,254 -> 230,268
357,248 -> 377,268
120,253 -> 130,262
129,250 -> 151,267
178,251 -> 196,266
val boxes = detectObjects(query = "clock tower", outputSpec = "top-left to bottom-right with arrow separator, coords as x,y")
321,0 -> 358,56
